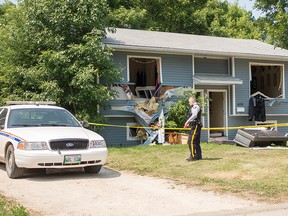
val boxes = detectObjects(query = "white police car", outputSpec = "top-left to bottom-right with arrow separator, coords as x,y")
0,102 -> 108,178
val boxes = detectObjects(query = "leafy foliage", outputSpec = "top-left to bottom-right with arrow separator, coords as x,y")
0,194 -> 27,216
0,0 -> 122,122
166,90 -> 209,131
196,1 -> 261,39
0,0 -> 285,125
255,0 -> 288,49
107,0 -> 262,39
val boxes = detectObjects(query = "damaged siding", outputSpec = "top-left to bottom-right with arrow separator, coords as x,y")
233,59 -> 288,115
100,117 -> 140,147
107,51 -> 288,145
112,51 -> 193,86
228,59 -> 288,140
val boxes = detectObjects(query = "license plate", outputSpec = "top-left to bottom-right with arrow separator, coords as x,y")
64,154 -> 81,164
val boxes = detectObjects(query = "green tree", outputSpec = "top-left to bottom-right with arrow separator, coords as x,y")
0,0 -> 122,122
141,0 -> 208,33
107,0 -> 208,33
254,0 -> 288,49
166,90 -> 209,132
188,0 -> 262,39
106,0 -> 148,29
107,0 -> 262,39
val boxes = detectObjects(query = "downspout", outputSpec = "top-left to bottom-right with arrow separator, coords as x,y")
232,57 -> 236,115
192,54 -> 195,90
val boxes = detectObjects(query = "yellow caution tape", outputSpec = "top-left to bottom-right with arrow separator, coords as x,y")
89,122 -> 288,131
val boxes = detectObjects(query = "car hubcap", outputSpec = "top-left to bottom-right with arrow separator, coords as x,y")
8,151 -> 12,169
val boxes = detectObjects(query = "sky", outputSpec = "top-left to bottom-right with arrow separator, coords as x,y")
226,0 -> 263,18
1,0 -> 263,18
0,0 -> 16,4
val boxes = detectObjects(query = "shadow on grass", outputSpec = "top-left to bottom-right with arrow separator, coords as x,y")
201,157 -> 222,161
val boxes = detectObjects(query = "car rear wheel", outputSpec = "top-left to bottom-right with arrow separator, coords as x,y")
5,145 -> 25,179
84,165 -> 102,174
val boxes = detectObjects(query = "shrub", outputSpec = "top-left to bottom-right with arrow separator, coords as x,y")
166,90 -> 209,132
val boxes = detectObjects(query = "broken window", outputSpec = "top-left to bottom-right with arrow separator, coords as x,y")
128,56 -> 161,98
250,65 -> 283,98
127,123 -> 141,140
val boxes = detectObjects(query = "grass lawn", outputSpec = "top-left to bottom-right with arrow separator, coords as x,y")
107,143 -> 288,203
0,194 -> 27,216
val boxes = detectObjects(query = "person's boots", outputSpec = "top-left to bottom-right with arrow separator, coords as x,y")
186,155 -> 194,161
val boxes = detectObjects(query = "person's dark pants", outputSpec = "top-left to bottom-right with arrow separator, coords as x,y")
187,124 -> 202,159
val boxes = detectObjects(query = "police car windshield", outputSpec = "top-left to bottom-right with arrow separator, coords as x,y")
7,108 -> 81,128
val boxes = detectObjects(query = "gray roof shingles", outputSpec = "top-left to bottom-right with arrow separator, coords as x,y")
104,28 -> 288,60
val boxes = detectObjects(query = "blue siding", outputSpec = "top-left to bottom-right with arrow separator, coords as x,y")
112,51 -> 193,86
227,116 -> 255,140
233,59 -> 250,114
195,58 -> 228,75
162,55 -> 192,86
110,51 -> 288,143
234,59 -> 288,115
269,117 -> 288,135
112,51 -> 128,80
99,117 -> 141,147
228,58 -> 288,140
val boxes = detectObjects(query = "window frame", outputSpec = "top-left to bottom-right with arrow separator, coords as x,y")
126,122 -> 141,141
255,120 -> 277,130
249,62 -> 285,99
127,55 -> 163,84
0,108 -> 8,128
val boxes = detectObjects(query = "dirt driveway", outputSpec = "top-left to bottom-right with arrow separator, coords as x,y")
0,164 -> 287,216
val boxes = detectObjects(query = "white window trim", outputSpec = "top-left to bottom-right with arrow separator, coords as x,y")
194,89 -> 205,128
127,55 -> 163,83
232,57 -> 236,115
255,120 -> 277,130
126,122 -> 141,141
192,54 -> 195,90
249,62 -> 285,99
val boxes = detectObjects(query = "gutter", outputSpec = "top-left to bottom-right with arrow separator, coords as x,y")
105,44 -> 288,61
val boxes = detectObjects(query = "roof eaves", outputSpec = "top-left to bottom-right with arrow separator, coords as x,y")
106,44 -> 288,61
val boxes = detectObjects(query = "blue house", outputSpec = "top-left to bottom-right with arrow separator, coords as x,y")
100,28 -> 288,147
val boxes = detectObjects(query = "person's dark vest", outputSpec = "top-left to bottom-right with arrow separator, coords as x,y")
188,104 -> 202,124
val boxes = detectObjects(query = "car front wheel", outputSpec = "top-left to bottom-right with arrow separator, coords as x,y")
84,165 -> 102,174
5,145 -> 25,179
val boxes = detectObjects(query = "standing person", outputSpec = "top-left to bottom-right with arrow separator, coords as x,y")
184,96 -> 202,161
